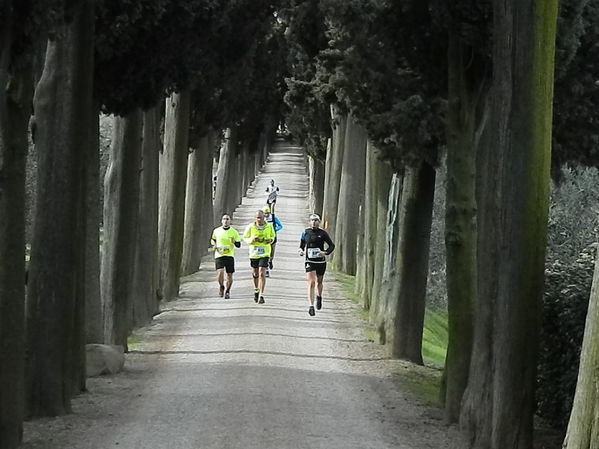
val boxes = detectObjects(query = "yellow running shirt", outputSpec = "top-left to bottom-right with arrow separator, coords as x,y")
243,222 -> 275,259
211,226 -> 241,258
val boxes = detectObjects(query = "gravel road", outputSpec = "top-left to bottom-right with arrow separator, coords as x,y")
22,142 -> 466,449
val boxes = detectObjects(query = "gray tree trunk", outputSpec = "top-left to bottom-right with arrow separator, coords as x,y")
85,105 -> 103,344
443,27 -> 488,422
459,1 -> 558,447
182,131 -> 216,275
562,248 -> 599,448
26,0 -> 94,417
334,116 -> 367,275
158,90 -> 191,301
308,155 -> 325,216
372,173 -> 402,345
101,111 -> 143,347
362,143 -> 392,310
131,106 -> 161,327
213,127 -> 237,220
322,107 -> 346,239
389,161 -> 435,363
0,19 -> 33,446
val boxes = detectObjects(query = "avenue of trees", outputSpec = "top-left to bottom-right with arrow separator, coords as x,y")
281,0 -> 598,448
1,1 -> 285,448
1,1 -> 598,449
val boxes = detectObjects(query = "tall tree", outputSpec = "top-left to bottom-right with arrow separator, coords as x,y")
562,246 -> 599,448
0,2 -> 36,445
26,0 -> 95,417
101,111 -> 143,347
459,0 -> 558,447
158,90 -> 191,302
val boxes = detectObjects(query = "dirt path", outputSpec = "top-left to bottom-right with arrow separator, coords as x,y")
22,142 -> 466,448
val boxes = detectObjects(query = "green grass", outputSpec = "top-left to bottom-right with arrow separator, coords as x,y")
422,309 -> 448,368
127,334 -> 143,349
332,269 -> 448,405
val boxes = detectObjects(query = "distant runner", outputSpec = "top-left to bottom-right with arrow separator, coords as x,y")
262,206 -> 283,277
265,179 -> 280,214
244,210 -> 275,304
210,214 -> 241,299
298,214 -> 335,316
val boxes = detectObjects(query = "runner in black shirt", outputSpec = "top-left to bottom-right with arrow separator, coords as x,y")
298,214 -> 335,316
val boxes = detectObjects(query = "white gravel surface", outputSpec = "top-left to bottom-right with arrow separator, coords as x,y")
21,142 -> 466,449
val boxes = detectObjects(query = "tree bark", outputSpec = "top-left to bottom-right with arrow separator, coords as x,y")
372,172 -> 402,344
131,106 -> 161,328
213,127 -> 238,220
0,16 -> 33,446
26,0 -> 94,417
85,105 -> 103,344
158,90 -> 191,301
334,115 -> 367,275
101,111 -> 142,347
308,155 -> 325,216
459,1 -> 558,447
321,106 -> 346,239
390,161 -> 436,363
182,131 -> 215,275
562,247 -> 599,449
361,143 -> 392,310
443,27 -> 488,423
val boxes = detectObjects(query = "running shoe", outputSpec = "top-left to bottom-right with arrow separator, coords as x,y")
316,296 -> 322,310
224,291 -> 230,299
218,285 -> 225,297
308,306 -> 315,316
254,290 -> 260,303
265,269 -> 270,278
258,296 -> 265,304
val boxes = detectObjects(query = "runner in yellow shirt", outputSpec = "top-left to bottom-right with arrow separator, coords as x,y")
210,214 -> 241,299
243,209 -> 275,304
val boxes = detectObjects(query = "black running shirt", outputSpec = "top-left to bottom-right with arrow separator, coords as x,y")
299,227 -> 335,263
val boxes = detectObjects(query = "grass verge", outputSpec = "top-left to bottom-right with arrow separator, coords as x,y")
332,269 -> 448,406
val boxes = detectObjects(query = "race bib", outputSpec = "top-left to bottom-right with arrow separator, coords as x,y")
254,246 -> 266,256
308,248 -> 321,258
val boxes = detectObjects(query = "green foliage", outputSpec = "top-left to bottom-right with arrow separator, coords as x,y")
537,244 -> 596,430
546,166 -> 599,265
315,0 -> 447,169
552,0 -> 599,173
280,0 -> 331,159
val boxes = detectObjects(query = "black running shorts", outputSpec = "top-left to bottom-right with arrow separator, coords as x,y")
215,256 -> 235,273
305,261 -> 326,276
250,257 -> 270,268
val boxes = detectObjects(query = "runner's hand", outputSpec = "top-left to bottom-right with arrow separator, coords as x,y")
298,249 -> 304,257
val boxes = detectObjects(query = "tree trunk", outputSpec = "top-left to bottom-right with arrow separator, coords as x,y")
460,1 -> 558,447
321,106 -> 346,239
308,155 -> 325,216
443,27 -> 488,423
562,248 -> 599,448
334,116 -> 367,275
85,105 -> 103,344
0,20 -> 33,447
213,127 -> 237,220
26,0 -> 94,417
361,143 -> 390,309
372,172 -> 402,345
390,161 -> 435,363
131,106 -> 161,327
101,111 -> 142,347
158,90 -> 191,301
182,131 -> 215,275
